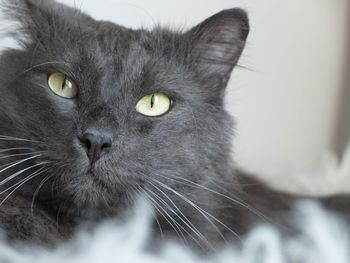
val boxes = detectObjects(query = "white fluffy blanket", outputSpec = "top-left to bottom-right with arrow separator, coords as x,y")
0,202 -> 349,263
1,145 -> 350,263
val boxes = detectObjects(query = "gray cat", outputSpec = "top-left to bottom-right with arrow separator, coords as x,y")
0,0 -> 348,252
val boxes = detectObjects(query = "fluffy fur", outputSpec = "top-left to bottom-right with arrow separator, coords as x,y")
0,202 -> 348,263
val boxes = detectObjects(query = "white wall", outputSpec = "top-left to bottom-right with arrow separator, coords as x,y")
1,0 -> 349,171
229,0 -> 350,170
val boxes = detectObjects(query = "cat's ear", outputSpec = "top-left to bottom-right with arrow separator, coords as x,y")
187,8 -> 249,88
2,0 -> 94,46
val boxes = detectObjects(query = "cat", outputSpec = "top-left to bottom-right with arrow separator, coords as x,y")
0,0 -> 348,252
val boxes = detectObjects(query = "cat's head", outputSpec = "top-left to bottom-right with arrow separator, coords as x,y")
0,0 -> 249,221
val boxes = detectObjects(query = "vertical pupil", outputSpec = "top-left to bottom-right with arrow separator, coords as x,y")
62,78 -> 68,90
150,94 -> 156,108
62,77 -> 72,90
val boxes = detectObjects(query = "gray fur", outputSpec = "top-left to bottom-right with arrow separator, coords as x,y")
0,0 -> 348,253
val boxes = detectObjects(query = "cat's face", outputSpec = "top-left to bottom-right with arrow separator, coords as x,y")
0,0 -> 248,219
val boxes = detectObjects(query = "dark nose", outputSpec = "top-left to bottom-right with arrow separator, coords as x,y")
80,131 -> 112,164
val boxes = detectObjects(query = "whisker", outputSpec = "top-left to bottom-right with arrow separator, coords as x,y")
140,187 -> 188,245
0,166 -> 48,195
0,159 -> 23,169
0,160 -> 50,186
157,172 -> 270,223
147,181 -> 214,249
0,147 -> 35,153
145,187 -> 207,250
0,154 -> 42,176
4,61 -> 69,87
0,151 -> 45,160
56,205 -> 63,230
147,197 -> 175,240
145,191 -> 184,241
151,178 -> 241,242
0,135 -> 42,143
132,185 -> 164,239
0,167 -> 49,207
30,173 -> 54,218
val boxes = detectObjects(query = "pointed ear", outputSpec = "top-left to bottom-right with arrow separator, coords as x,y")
187,8 -> 249,87
2,0 -> 94,47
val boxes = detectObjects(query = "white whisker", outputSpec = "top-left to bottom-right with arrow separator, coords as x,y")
0,135 -> 42,143
151,178 -> 241,242
31,173 -> 54,218
4,61 -> 69,88
0,147 -> 35,153
146,187 -> 207,250
0,167 -> 49,207
0,159 -> 22,169
0,154 -> 42,175
0,160 -> 49,186
147,181 -> 214,249
0,151 -> 45,160
141,187 -> 188,245
158,172 -> 270,223
0,166 -> 48,195
132,185 -> 164,239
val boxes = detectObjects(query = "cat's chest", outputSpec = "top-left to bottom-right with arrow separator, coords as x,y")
0,194 -> 71,246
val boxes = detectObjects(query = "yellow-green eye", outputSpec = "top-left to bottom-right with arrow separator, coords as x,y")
48,72 -> 78,99
136,93 -> 172,117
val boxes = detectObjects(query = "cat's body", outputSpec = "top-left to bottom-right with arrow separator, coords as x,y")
0,0 -> 348,252
0,195 -> 71,245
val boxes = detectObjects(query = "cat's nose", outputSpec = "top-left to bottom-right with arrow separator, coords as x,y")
80,131 -> 113,164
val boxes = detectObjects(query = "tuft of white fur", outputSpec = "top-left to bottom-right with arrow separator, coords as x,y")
0,201 -> 349,263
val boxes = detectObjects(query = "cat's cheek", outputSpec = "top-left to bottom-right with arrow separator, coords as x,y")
135,119 -> 155,135
47,96 -> 77,115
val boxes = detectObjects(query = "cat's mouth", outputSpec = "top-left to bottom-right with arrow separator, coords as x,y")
79,163 -> 145,190
84,163 -> 105,178
82,170 -> 114,192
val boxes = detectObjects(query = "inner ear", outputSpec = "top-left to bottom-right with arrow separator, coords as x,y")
187,8 -> 249,86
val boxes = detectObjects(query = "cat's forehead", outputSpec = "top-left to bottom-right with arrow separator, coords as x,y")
59,23 -> 188,88
93,22 -> 142,55
58,22 -> 181,79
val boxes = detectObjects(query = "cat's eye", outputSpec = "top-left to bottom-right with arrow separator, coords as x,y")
48,72 -> 78,99
136,93 -> 172,117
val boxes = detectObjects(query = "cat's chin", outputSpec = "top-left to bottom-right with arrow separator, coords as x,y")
72,167 -> 141,203
57,172 -> 137,223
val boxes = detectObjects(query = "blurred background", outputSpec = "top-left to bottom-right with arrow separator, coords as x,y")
0,0 -> 349,172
